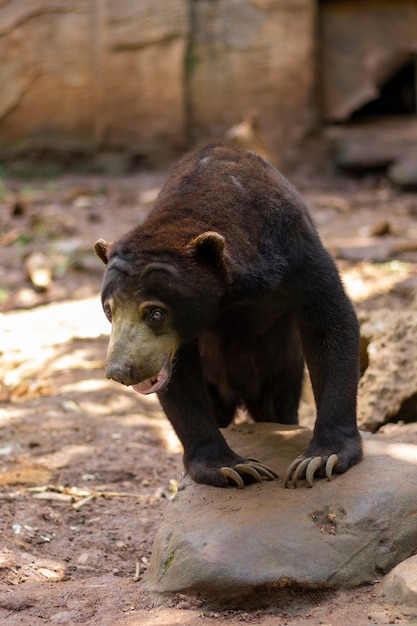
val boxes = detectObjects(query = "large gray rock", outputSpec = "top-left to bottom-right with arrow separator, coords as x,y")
145,424 -> 417,603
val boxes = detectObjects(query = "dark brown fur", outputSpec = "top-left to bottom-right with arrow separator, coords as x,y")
95,143 -> 362,488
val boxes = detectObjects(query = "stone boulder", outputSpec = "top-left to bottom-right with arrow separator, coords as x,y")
388,155 -> 417,190
358,307 -> 417,431
145,423 -> 417,604
326,119 -> 417,173
378,555 -> 417,611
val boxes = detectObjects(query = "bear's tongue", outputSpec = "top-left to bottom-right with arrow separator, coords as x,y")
131,366 -> 169,395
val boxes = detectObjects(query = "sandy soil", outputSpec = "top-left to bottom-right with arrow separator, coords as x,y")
1,153 -> 417,625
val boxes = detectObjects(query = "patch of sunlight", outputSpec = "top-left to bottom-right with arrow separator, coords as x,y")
84,393 -> 140,416
35,444 -> 95,470
0,465 -> 52,486
270,425 -> 306,436
0,405 -> 28,425
118,413 -> 163,430
121,412 -> 182,454
385,443 -> 417,465
0,549 -> 67,583
88,386 -> 165,419
60,378 -> 109,394
159,421 -> 182,454
367,440 -> 417,464
1,295 -> 109,355
50,349 -> 105,373
342,261 -> 414,302
120,391 -> 162,412
1,296 -> 108,391
137,611 -> 207,626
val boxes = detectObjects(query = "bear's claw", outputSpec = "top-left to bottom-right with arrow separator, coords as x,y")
220,460 -> 278,488
284,453 -> 339,488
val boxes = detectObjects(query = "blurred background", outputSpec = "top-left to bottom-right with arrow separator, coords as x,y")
0,0 -> 416,172
1,3 -> 417,621
1,0 -> 417,310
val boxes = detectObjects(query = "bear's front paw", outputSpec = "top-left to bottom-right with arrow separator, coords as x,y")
284,454 -> 338,488
284,435 -> 363,488
220,459 -> 278,489
187,456 -> 278,488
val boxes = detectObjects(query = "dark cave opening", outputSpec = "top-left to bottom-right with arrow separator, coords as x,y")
351,59 -> 417,120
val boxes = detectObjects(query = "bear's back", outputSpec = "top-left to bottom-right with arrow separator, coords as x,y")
144,143 -> 312,255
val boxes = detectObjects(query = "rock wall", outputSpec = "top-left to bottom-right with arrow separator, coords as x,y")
0,0 -> 315,162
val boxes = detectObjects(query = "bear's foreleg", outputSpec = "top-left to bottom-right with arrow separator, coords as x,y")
284,249 -> 362,488
158,340 -> 277,488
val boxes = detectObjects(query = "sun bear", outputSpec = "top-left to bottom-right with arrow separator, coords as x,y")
94,143 -> 362,488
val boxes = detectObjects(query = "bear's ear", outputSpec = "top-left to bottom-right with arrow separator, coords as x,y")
187,231 -> 227,272
94,238 -> 112,265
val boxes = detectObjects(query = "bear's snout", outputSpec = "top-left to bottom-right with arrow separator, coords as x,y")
105,360 -> 135,386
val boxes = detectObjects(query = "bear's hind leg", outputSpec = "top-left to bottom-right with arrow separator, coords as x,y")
206,382 -> 239,428
245,352 -> 304,425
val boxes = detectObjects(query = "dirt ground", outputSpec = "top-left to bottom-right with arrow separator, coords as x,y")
1,147 -> 417,625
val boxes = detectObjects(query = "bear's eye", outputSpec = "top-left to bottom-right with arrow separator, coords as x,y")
147,307 -> 165,326
103,303 -> 112,323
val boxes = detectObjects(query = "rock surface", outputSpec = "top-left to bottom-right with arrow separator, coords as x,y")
0,0 -> 314,162
188,0 -> 314,151
320,4 -> 417,122
388,156 -> 417,190
145,423 -> 417,603
0,0 -> 187,162
327,119 -> 417,172
378,555 -> 417,609
358,307 -> 417,431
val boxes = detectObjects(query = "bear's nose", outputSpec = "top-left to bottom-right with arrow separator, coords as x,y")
106,361 -> 135,386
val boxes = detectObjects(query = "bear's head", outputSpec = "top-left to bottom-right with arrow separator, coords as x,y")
94,231 -> 229,395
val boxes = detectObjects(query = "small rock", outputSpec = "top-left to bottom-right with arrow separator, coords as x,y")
0,591 -> 36,611
370,219 -> 393,237
326,119 -> 417,173
25,252 -> 52,291
388,156 -> 417,190
378,555 -> 417,609
331,138 -> 394,171
8,194 -> 30,218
